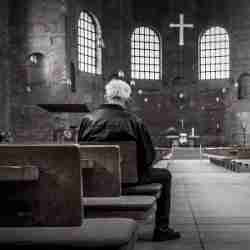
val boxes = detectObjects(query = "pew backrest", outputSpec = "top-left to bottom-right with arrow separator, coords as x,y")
234,147 -> 250,159
114,141 -> 138,184
203,147 -> 238,158
79,144 -> 121,197
0,144 -> 82,227
79,142 -> 138,185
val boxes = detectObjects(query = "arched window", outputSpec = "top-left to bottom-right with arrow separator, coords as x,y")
199,26 -> 230,80
131,26 -> 161,80
78,11 -> 102,74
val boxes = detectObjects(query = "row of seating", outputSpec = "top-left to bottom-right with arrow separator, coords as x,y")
0,144 -> 138,249
231,148 -> 250,172
203,146 -> 250,172
80,142 -> 166,240
0,143 -> 172,248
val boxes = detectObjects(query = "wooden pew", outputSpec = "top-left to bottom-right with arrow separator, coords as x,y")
203,146 -> 250,172
230,147 -> 250,172
79,142 -> 137,185
203,147 -> 238,170
0,144 -> 138,250
79,143 -> 157,240
0,144 -> 82,226
80,144 -> 121,197
79,141 -> 162,197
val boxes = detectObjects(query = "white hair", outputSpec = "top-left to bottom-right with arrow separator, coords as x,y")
105,79 -> 132,100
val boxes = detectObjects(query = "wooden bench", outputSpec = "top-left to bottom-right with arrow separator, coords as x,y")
79,143 -> 158,240
203,146 -> 250,172
230,147 -> 250,172
79,142 -> 162,198
0,144 -> 138,249
0,144 -> 82,226
80,144 -> 121,197
79,141 -> 138,184
203,147 -> 238,170
231,159 -> 250,172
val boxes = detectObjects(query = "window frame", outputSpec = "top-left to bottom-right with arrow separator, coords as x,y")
198,26 -> 230,81
130,26 -> 162,81
77,10 -> 102,75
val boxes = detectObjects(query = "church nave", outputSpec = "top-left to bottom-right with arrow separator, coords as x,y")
136,159 -> 250,250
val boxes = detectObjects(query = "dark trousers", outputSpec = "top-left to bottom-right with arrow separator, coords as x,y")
140,168 -> 172,227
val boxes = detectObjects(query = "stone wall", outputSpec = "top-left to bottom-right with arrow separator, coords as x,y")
9,0 -> 78,142
0,1 -> 10,131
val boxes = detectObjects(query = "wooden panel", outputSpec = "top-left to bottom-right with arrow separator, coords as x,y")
118,142 -> 138,184
0,144 -> 82,227
0,165 -> 39,181
80,142 -> 138,185
79,145 -> 121,197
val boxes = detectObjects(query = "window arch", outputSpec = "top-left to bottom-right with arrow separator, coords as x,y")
131,26 -> 161,80
199,26 -> 230,80
77,11 -> 102,74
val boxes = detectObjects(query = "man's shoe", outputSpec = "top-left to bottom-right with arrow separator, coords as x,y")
153,226 -> 181,241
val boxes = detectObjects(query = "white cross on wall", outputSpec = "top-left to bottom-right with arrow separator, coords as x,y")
169,13 -> 194,46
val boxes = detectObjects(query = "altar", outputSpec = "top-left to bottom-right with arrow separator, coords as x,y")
166,128 -> 200,147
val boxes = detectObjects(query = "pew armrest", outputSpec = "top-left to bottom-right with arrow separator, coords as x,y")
0,165 -> 39,181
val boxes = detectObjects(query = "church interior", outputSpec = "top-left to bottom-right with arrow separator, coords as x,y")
1,0 -> 250,249
2,0 -> 250,146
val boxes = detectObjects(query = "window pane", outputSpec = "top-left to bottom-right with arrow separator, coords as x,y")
78,11 -> 97,73
199,26 -> 230,80
131,26 -> 161,80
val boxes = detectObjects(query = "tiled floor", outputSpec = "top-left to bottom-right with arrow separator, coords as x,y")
135,159 -> 250,250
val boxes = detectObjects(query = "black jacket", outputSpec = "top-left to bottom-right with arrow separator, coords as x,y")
78,104 -> 156,177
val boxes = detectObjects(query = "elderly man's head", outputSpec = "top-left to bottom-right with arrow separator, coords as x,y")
104,78 -> 132,106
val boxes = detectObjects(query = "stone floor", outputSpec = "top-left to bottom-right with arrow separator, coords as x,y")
135,159 -> 250,250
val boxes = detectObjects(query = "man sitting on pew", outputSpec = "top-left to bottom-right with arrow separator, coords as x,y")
78,73 -> 180,241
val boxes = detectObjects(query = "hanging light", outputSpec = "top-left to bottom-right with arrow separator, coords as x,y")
178,92 -> 184,99
138,89 -> 143,95
234,81 -> 239,88
29,54 -> 38,65
118,70 -> 125,78
26,85 -> 32,93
